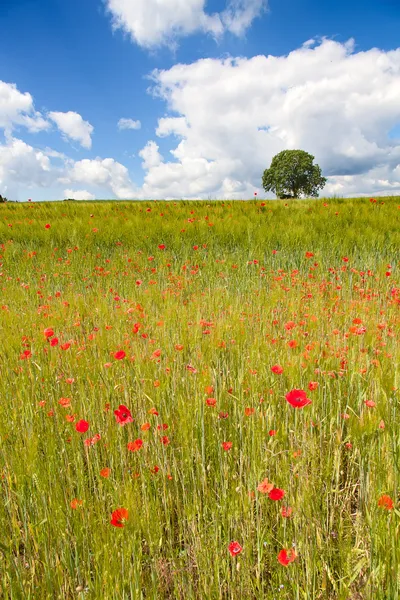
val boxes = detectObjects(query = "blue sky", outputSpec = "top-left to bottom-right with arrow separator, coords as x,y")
1,0 -> 400,200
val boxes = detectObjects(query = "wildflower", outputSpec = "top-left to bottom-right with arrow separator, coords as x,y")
281,506 -> 293,518
271,365 -> 283,374
257,478 -> 274,494
45,223 -> 51,229
308,381 -> 318,391
277,548 -> 297,566
100,468 -> 111,478
114,350 -> 126,360
75,420 -> 89,433
110,507 -> 129,528
44,328 -> 54,338
285,389 -> 311,409
127,439 -> 143,452
228,541 -> 242,556
364,399 -> 376,408
58,397 -> 71,407
378,495 -> 394,510
268,488 -> 285,501
206,398 -> 216,407
222,441 -> 232,451
70,498 -> 83,510
114,405 -> 133,425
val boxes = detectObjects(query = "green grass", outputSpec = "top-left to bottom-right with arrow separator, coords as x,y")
0,196 -> 399,599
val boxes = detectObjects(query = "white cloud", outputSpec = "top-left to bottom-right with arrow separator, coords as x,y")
0,80 -> 50,133
48,111 -> 94,149
139,140 -> 163,169
221,0 -> 267,36
0,136 -> 58,199
61,157 -> 137,198
63,188 -> 96,200
135,39 -> 400,198
105,0 -> 266,49
118,118 -> 141,130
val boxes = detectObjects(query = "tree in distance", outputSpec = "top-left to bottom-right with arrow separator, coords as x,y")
262,150 -> 327,199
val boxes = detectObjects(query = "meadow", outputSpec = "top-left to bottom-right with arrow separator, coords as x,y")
0,196 -> 399,599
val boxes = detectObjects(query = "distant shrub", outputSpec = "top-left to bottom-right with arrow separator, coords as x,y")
0,194 -> 8,203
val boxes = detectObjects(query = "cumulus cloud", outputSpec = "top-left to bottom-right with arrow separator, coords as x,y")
63,189 -> 96,200
105,0 -> 267,49
118,118 -> 141,130
136,38 -> 400,198
221,0 -> 267,36
61,157 -> 137,199
0,136 -> 59,199
0,80 -> 50,133
139,141 -> 163,169
48,111 -> 94,149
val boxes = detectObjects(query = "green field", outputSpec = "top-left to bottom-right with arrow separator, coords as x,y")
0,197 -> 399,599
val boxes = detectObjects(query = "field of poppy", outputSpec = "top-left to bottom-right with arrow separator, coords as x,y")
0,196 -> 399,599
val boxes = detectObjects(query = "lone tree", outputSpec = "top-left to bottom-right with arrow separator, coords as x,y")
262,150 -> 327,199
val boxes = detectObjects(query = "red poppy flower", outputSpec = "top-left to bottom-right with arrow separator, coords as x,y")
281,506 -> 293,518
222,441 -> 232,451
268,488 -> 285,501
110,507 -> 129,528
75,420 -> 89,433
158,244 -> 166,250
45,223 -> 51,229
378,494 -> 394,510
271,365 -> 283,375
206,398 -> 216,407
257,478 -> 274,494
269,429 -> 277,436
100,467 -> 111,478
58,397 -> 71,408
285,389 -> 311,409
127,439 -> 143,452
277,548 -> 297,566
49,337 -> 59,347
228,541 -> 242,557
114,405 -> 133,425
308,381 -> 318,391
364,399 -> 376,408
44,328 -> 54,338
114,350 -> 126,360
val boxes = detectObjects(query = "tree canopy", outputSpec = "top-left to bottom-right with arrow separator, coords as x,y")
262,150 -> 327,199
